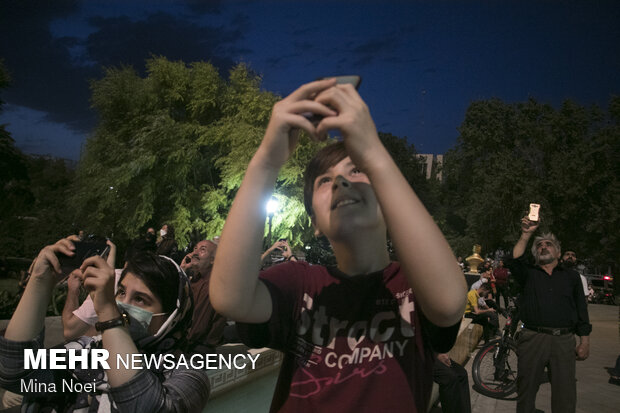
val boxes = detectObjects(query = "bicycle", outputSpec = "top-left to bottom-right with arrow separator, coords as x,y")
471,298 -> 521,399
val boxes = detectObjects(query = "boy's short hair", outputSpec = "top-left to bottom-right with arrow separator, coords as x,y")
303,142 -> 348,216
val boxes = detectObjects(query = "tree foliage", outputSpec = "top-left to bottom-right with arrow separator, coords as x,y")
70,56 -> 434,254
71,57 -> 330,248
441,97 -> 620,272
379,132 -> 438,213
0,60 -> 75,258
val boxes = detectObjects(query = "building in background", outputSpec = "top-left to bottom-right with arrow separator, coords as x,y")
418,154 -> 443,181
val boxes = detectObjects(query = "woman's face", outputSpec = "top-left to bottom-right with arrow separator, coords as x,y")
116,272 -> 167,334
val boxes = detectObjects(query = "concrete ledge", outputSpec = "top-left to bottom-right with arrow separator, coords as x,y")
208,347 -> 283,399
448,318 -> 483,365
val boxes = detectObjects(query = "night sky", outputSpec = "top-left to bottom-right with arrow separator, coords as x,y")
1,0 -> 619,161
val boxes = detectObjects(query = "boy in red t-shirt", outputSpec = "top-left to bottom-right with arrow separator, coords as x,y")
211,79 -> 466,412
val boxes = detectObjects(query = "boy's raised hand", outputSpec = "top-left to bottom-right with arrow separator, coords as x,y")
257,79 -> 337,169
314,83 -> 382,172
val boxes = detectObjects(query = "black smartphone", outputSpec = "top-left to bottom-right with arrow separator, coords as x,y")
304,75 -> 362,124
57,241 -> 109,281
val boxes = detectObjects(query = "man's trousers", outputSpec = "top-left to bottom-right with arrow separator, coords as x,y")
432,357 -> 471,413
516,328 -> 576,413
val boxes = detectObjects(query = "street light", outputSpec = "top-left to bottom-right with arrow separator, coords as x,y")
266,198 -> 279,247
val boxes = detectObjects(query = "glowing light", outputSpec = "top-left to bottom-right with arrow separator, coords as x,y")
266,198 -> 279,215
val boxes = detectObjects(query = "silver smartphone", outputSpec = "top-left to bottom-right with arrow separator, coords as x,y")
528,203 -> 540,222
304,75 -> 362,124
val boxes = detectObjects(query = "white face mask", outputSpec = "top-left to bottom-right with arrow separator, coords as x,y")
160,229 -> 167,237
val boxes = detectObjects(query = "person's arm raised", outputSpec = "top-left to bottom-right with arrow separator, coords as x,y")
315,85 -> 466,327
80,255 -> 140,387
5,238 -> 75,341
260,240 -> 286,264
513,216 -> 538,259
210,79 -> 337,323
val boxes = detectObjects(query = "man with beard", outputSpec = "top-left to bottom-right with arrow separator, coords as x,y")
506,217 -> 591,413
561,250 -> 589,298
181,240 -> 227,351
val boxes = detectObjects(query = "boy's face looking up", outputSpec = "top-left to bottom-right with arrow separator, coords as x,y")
309,155 -> 384,239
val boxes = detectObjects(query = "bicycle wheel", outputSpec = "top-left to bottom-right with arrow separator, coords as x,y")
472,338 -> 518,399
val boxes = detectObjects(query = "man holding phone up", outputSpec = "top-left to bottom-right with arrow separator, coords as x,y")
260,239 -> 296,267
505,216 -> 591,413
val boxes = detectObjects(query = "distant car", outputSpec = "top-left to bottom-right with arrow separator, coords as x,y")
585,274 -> 616,305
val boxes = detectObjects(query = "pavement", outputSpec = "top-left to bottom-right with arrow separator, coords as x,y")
463,303 -> 620,413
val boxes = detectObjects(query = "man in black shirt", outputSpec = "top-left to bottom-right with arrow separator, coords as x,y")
506,216 -> 591,413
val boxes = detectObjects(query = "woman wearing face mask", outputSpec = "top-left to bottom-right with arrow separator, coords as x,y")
0,237 -> 209,412
156,224 -> 179,262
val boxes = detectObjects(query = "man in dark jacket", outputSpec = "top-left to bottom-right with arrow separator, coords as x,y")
505,216 -> 591,413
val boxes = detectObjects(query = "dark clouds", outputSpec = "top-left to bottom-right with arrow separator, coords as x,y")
2,1 -> 620,160
0,0 -> 97,131
84,12 -> 241,73
182,0 -> 224,15
0,0 -> 245,135
349,36 -> 402,66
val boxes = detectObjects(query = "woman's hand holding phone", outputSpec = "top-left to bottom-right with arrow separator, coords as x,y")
30,238 -> 76,287
80,256 -> 118,321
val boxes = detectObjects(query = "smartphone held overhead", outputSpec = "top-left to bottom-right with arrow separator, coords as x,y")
303,75 -> 362,124
57,241 -> 109,282
278,238 -> 288,251
528,203 -> 540,222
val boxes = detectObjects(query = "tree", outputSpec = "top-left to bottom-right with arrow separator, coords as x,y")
0,59 -> 76,257
71,57 -> 328,249
0,60 -> 31,256
440,97 -> 620,272
72,57 -> 435,256
379,132 -> 437,213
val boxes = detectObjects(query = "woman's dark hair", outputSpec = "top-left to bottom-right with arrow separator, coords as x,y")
120,252 -> 179,313
303,142 -> 348,216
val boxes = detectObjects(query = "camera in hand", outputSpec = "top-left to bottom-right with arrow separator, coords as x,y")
278,238 -> 288,251
57,240 -> 109,281
528,203 -> 540,222
303,75 -> 362,124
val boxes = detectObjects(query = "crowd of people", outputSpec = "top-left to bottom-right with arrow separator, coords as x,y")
0,78 -> 599,413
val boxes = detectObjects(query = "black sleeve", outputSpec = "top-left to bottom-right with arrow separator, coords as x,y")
419,311 -> 461,353
503,252 -> 529,287
236,278 -> 294,350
